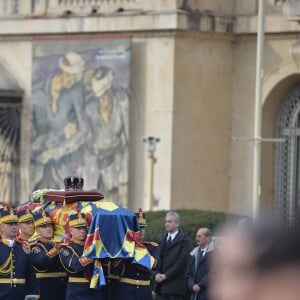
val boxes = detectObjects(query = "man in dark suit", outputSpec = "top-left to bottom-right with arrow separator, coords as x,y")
187,228 -> 214,300
154,211 -> 190,300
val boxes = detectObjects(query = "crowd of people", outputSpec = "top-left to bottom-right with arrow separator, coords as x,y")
153,213 -> 300,300
0,203 -> 159,300
0,203 -> 299,300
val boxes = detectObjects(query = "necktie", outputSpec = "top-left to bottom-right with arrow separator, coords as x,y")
197,248 -> 204,263
167,235 -> 172,245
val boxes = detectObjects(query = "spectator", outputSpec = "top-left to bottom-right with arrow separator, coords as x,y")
210,225 -> 258,300
154,211 -> 190,300
187,228 -> 214,300
256,225 -> 300,300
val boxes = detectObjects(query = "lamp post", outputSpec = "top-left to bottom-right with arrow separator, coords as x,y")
142,136 -> 160,211
252,0 -> 265,220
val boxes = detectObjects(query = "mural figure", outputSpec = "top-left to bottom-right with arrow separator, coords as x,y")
31,51 -> 90,190
30,39 -> 131,205
84,66 -> 129,204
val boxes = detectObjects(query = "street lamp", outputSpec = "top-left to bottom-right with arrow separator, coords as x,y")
142,136 -> 160,211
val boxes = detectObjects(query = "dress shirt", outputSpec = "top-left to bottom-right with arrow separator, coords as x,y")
167,230 -> 179,242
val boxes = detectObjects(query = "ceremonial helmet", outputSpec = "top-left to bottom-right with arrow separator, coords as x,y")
0,207 -> 18,224
33,210 -> 52,227
135,208 -> 147,228
17,209 -> 34,223
68,212 -> 88,228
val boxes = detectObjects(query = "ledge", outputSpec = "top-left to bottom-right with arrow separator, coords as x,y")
0,10 -> 299,37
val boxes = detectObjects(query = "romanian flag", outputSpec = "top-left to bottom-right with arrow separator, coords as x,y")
19,191 -> 156,289
83,201 -> 156,288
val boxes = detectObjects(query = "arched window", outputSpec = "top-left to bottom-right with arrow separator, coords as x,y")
0,63 -> 23,205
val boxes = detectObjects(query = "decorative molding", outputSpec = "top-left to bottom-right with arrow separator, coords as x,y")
1,30 -> 299,43
236,32 -> 300,41
133,30 -> 235,41
0,30 -> 235,42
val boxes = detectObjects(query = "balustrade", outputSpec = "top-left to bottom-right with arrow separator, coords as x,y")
0,0 -> 150,18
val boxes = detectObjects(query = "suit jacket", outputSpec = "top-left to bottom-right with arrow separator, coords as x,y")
154,230 -> 190,296
187,246 -> 214,300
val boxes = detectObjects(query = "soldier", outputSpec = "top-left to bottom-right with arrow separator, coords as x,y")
17,209 -> 35,242
114,208 -> 158,300
0,207 -> 38,300
31,210 -> 68,300
59,212 -> 103,299
137,209 -> 159,259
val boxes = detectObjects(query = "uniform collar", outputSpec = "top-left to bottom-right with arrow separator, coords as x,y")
71,238 -> 85,245
2,239 -> 14,247
39,237 -> 53,244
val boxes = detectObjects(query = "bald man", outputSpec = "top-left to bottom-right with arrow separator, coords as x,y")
187,228 -> 214,300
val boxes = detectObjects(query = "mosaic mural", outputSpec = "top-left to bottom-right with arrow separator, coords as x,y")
31,36 -> 131,206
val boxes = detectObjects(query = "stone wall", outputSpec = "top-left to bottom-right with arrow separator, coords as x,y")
171,33 -> 233,211
229,34 -> 300,216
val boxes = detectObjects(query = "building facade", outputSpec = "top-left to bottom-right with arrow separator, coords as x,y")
0,0 -> 298,221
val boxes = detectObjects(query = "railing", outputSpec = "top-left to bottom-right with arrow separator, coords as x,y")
48,0 -> 145,15
0,0 -> 148,18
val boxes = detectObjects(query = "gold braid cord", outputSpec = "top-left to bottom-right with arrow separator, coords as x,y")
0,251 -> 13,275
59,245 -> 80,274
32,244 -> 49,272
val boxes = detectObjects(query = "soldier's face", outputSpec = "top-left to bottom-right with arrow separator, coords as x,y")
140,227 -> 146,240
70,226 -> 87,241
1,222 -> 18,239
18,221 -> 35,237
36,223 -> 53,239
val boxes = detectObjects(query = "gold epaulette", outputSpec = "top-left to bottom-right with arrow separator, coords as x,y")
58,242 -> 70,247
32,242 -> 58,259
47,247 -> 58,259
28,236 -> 40,247
79,257 -> 93,267
29,240 -> 38,247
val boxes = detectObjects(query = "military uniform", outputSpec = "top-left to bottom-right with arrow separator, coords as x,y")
114,209 -> 158,300
31,210 -> 68,300
0,208 -> 38,300
59,212 -> 103,300
103,258 -> 125,300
